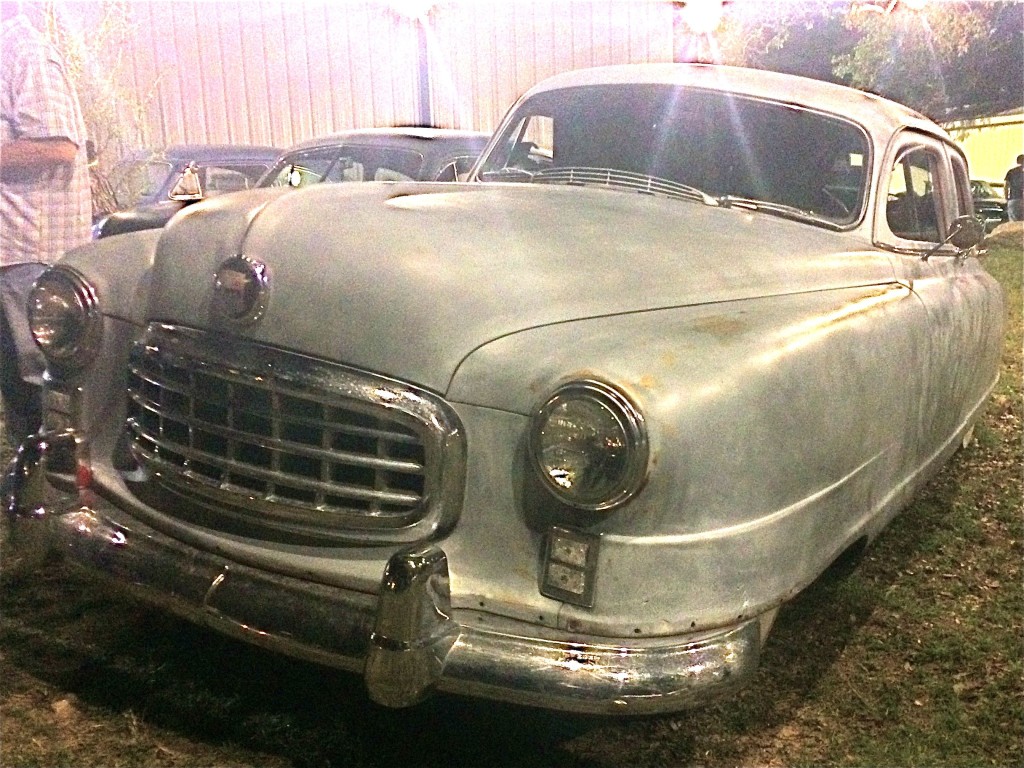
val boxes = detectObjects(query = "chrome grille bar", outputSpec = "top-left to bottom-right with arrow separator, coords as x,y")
123,324 -> 465,545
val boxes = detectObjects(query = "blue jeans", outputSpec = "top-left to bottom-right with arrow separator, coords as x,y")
1008,199 -> 1023,222
1,263 -> 48,446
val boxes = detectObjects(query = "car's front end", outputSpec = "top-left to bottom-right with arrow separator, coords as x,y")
7,181 -> 801,714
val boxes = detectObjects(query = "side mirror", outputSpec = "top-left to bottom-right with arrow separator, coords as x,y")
922,214 -> 986,261
947,214 -> 986,250
168,163 -> 203,202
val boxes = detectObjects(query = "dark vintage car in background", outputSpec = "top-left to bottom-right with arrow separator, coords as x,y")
4,64 -> 1004,714
92,129 -> 491,239
92,144 -> 282,239
971,179 -> 1008,232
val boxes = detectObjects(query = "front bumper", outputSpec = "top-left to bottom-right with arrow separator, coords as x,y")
3,431 -> 761,715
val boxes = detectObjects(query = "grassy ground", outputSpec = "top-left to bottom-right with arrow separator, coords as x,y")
0,235 -> 1020,767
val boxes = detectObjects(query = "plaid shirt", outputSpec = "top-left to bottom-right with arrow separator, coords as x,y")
1,14 -> 92,267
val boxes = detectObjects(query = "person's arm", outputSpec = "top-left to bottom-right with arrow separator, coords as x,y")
0,136 -> 77,171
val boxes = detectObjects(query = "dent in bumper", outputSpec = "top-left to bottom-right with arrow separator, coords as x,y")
3,433 -> 760,715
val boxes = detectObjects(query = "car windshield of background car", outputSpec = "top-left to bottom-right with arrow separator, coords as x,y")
109,160 -> 174,209
202,164 -> 270,194
477,84 -> 870,226
972,179 -> 998,198
261,145 -> 425,187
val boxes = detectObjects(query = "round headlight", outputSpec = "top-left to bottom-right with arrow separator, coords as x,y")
28,267 -> 101,370
530,380 -> 648,511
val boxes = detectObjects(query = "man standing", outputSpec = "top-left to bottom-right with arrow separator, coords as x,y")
1,1 -> 92,446
1004,154 -> 1024,223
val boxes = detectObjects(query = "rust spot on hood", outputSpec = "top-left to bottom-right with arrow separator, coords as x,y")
692,316 -> 749,340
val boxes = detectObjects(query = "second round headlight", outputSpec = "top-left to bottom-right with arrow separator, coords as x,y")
530,380 -> 648,511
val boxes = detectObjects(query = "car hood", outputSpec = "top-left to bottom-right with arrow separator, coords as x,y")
96,200 -> 186,238
148,182 -> 892,394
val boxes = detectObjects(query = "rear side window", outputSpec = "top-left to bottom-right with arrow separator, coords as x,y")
947,147 -> 974,218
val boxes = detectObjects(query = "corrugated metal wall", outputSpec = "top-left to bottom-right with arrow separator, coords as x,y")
79,0 -> 677,152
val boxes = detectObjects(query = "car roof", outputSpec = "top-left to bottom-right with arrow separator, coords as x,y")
281,127 -> 492,154
120,144 -> 283,164
522,63 -> 949,144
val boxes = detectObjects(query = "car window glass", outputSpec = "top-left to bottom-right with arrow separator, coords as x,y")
262,145 -> 424,187
325,158 -> 364,183
263,147 -> 339,187
110,160 -> 173,208
886,147 -> 942,242
948,150 -> 972,218
352,146 -> 422,180
477,85 -> 868,225
201,164 -> 269,194
971,179 -> 995,198
495,115 -> 554,175
434,155 -> 479,182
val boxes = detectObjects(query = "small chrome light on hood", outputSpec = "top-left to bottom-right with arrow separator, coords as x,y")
28,266 -> 101,371
212,254 -> 269,325
530,380 -> 648,511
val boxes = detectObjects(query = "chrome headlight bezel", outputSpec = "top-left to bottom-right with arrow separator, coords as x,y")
529,380 -> 649,511
28,266 -> 102,371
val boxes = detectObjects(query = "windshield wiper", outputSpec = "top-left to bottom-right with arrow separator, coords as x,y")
717,195 -> 843,230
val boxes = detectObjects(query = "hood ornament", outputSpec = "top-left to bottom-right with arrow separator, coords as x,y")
212,255 -> 269,326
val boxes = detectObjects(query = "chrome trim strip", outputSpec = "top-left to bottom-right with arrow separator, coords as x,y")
5,481 -> 761,715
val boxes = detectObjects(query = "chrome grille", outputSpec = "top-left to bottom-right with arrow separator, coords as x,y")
124,324 -> 464,545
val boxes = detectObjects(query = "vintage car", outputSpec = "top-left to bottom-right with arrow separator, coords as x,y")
92,130 -> 490,240
92,144 -> 282,239
3,64 -> 1004,715
971,179 -> 1008,232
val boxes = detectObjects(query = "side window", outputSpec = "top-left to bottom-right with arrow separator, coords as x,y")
434,156 -> 478,182
501,115 -> 554,174
885,147 -> 942,242
947,148 -> 974,218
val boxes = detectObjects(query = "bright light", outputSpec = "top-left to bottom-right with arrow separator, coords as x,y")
679,0 -> 724,35
386,0 -> 437,20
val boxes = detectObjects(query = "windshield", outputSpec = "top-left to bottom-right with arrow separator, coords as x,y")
971,180 -> 998,198
109,160 -> 174,208
476,84 -> 870,226
260,144 -> 425,188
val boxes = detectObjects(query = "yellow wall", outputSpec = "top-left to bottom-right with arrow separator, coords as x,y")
945,112 -> 1024,188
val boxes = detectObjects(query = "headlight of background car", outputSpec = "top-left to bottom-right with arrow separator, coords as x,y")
530,380 -> 648,511
28,266 -> 101,371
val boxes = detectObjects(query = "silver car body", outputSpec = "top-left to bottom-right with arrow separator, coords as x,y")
3,64 -> 1005,714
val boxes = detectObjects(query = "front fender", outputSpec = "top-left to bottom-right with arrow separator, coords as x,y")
447,284 -> 931,632
58,229 -> 161,325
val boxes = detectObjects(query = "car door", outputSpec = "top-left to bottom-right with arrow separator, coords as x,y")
874,131 -> 1003,470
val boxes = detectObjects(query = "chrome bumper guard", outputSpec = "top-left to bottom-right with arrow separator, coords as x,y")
3,431 -> 760,715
